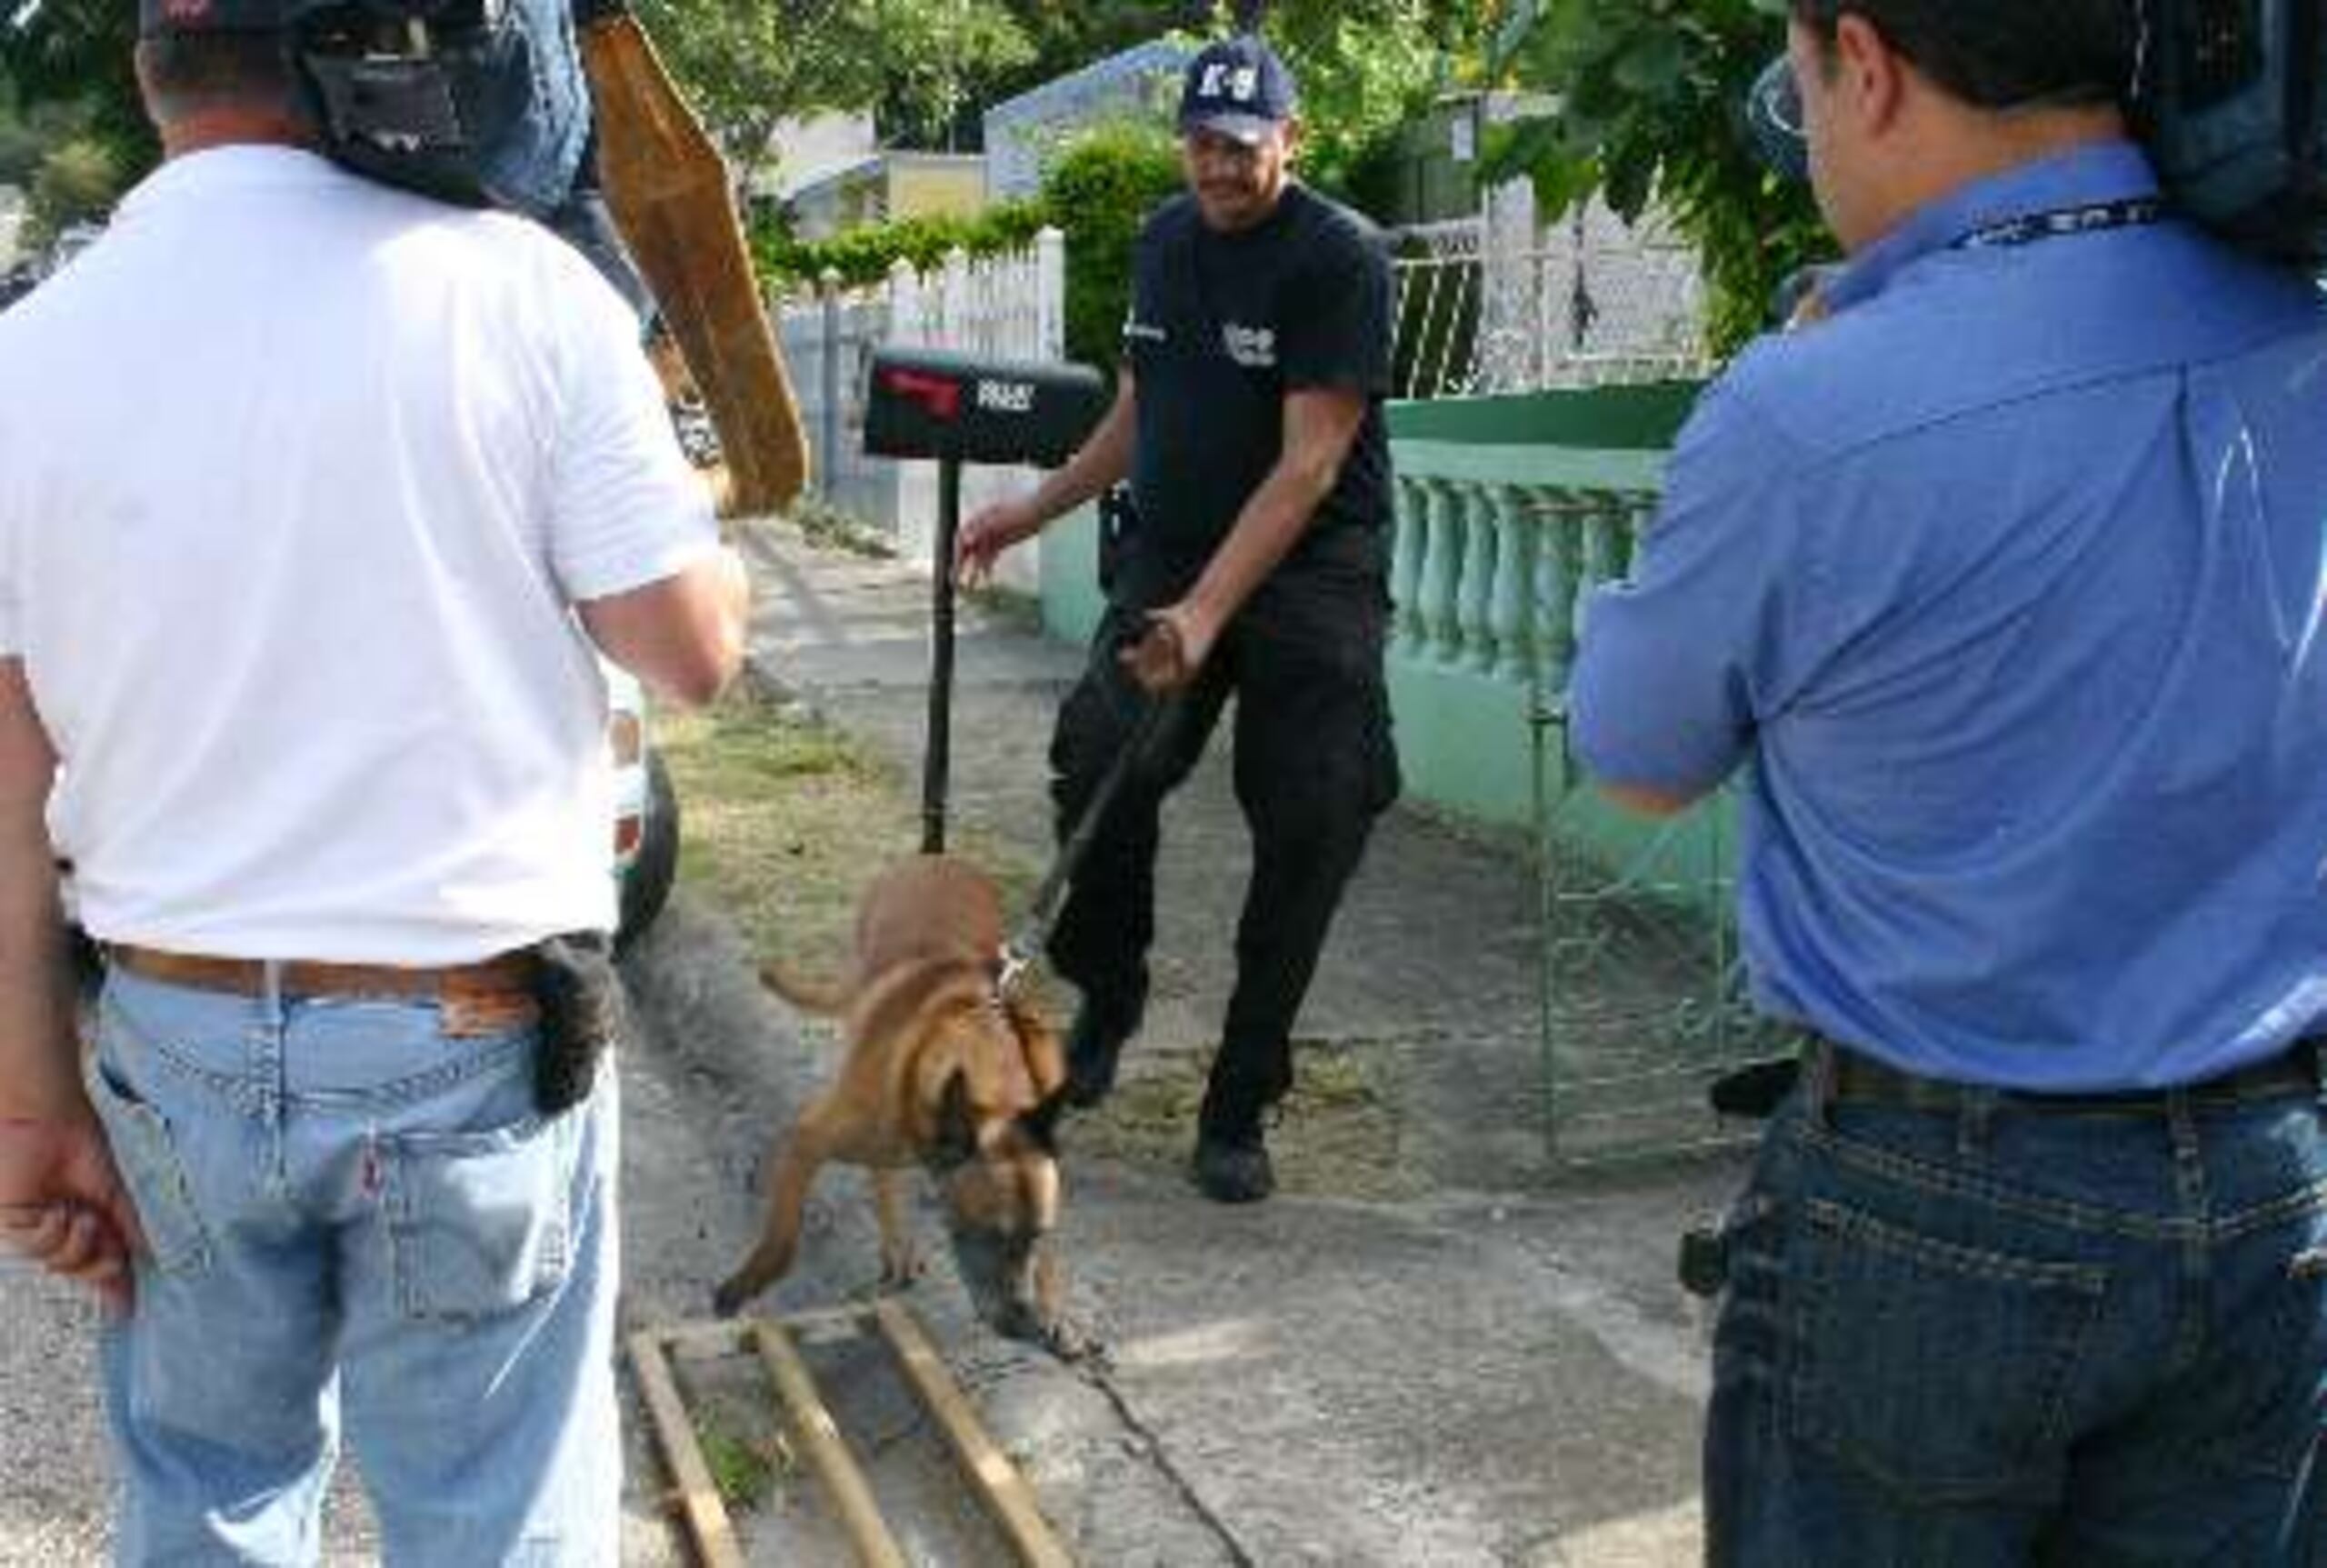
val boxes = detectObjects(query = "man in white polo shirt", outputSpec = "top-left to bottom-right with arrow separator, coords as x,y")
0,3 -> 747,1561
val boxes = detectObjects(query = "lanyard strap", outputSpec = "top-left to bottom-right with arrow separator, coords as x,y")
1952,196 -> 2165,251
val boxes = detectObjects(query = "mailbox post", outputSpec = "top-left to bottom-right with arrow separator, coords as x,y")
863,346 -> 1109,853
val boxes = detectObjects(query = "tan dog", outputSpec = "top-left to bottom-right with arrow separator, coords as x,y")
713,854 -> 1073,1345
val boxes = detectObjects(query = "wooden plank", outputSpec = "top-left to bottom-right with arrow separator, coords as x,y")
657,1318 -> 754,1362
753,1319 -> 908,1568
660,1304 -> 870,1363
626,1329 -> 746,1568
874,1300 -> 1075,1568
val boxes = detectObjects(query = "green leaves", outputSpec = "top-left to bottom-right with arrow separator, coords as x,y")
0,0 -> 157,191
1480,0 -> 1828,357
1613,29 -> 1687,95
634,0 -> 1034,158
757,199 -> 1051,291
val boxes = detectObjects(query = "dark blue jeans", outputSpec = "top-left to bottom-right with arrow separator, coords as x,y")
1708,1084 -> 2327,1564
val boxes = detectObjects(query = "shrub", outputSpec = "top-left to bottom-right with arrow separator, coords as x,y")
756,199 -> 1049,294
24,135 -> 121,252
1035,122 -> 1182,375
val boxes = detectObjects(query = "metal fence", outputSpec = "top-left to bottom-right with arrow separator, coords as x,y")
1392,184 -> 1711,402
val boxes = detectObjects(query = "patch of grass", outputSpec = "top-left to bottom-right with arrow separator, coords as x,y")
654,689 -> 917,982
784,498 -> 895,559
653,684 -> 1040,986
962,584 -> 1045,635
1067,1037 -> 1418,1203
697,1425 -> 780,1512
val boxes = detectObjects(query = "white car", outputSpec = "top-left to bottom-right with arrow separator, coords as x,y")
604,664 -> 680,950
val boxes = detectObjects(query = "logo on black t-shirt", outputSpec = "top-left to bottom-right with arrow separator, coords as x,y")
1221,322 -> 1276,369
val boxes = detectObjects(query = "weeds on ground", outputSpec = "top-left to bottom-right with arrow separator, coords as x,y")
697,1425 -> 783,1512
784,499 -> 895,559
651,683 -> 1036,985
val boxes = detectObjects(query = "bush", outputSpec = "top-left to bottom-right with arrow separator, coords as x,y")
1036,123 -> 1182,376
0,116 -> 45,189
757,200 -> 1049,293
24,135 -> 120,252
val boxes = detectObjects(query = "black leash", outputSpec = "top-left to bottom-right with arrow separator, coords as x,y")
997,694 -> 1174,997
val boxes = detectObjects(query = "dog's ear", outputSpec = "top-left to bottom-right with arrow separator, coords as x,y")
933,1069 -> 978,1167
1018,1088 -> 1068,1154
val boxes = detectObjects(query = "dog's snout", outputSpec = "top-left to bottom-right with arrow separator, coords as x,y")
946,1219 -> 1048,1338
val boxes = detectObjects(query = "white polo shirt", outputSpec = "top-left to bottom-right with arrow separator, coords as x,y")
0,146 -> 719,962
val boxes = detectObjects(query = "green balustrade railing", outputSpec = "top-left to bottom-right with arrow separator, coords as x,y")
1384,390 -> 1780,1166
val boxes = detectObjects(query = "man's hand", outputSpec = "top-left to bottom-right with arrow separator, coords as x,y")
954,496 -> 1044,588
1118,600 -> 1222,694
0,1114 -> 145,1313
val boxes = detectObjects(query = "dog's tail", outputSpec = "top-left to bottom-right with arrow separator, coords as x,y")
756,960 -> 848,1017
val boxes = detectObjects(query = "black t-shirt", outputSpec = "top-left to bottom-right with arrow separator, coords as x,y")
1118,183 -> 1395,603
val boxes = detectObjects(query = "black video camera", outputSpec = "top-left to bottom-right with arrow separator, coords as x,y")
290,0 -> 589,215
2141,0 -> 2327,265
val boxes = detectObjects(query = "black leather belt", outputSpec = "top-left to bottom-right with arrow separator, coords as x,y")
1815,1036 -> 2324,1116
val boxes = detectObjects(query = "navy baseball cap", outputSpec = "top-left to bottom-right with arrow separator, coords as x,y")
1178,35 -> 1297,146
1746,55 -> 1810,182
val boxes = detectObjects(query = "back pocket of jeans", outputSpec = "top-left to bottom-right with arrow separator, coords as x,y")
382,1106 -> 579,1323
81,1048 -> 211,1277
1790,1197 -> 2103,1503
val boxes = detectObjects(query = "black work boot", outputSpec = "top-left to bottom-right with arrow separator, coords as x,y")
1191,1097 -> 1274,1204
1062,1002 -> 1131,1109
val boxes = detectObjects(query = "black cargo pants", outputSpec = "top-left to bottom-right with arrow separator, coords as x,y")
1044,564 -> 1401,1136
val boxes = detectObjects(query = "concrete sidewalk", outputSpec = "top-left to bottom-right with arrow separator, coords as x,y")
716,522 -> 1745,1565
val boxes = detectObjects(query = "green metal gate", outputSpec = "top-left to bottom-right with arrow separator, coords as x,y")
1386,397 -> 1782,1167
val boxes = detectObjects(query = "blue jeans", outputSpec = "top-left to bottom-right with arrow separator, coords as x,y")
84,966 -> 621,1565
1707,1083 -> 2327,1564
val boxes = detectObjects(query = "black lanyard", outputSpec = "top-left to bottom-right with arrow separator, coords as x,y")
1952,196 -> 2165,251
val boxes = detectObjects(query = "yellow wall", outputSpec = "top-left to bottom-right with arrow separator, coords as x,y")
886,161 -> 988,223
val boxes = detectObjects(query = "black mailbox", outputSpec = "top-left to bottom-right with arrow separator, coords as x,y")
864,346 -> 1108,860
864,347 -> 1108,467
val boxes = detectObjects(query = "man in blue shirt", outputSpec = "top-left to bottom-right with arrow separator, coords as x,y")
1571,1 -> 2327,1558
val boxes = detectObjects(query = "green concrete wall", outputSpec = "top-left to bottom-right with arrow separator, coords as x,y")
1038,502 -> 1106,646
1386,384 -> 1700,450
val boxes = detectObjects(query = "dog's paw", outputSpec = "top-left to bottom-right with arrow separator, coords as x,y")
710,1279 -> 752,1319
1038,1314 -> 1104,1365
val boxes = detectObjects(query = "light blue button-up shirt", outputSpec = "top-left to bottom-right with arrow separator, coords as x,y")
1570,142 -> 2327,1091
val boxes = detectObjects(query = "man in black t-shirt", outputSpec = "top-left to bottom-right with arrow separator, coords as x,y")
958,35 -> 1400,1203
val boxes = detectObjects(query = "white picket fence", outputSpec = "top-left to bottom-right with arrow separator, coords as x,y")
775,229 -> 1068,589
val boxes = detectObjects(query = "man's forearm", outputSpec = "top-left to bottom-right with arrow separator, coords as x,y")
1182,453 -> 1338,632
0,664 -> 82,1122
0,873 -> 77,1123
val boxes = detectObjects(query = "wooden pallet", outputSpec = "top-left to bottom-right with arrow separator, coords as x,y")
630,1301 -> 1074,1568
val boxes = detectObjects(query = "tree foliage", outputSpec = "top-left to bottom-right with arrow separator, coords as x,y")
1483,0 -> 1827,356
634,0 -> 1034,160
1268,2 -> 1474,214
2,0 -> 1038,185
24,135 -> 120,247
0,0 -> 155,183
